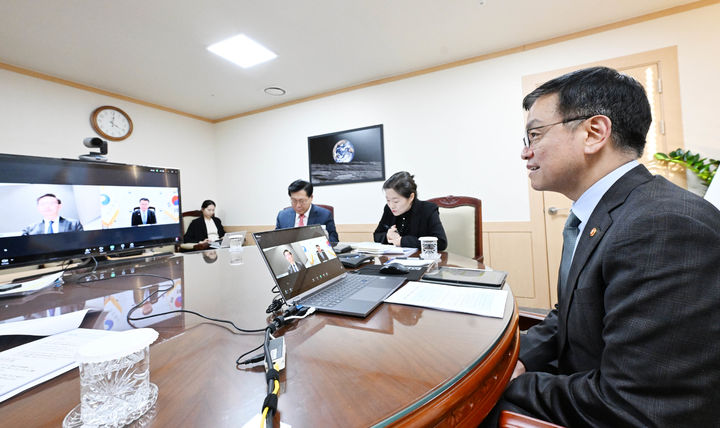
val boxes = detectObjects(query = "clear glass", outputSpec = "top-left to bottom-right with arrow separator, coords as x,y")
419,237 -> 439,260
77,346 -> 155,427
229,236 -> 243,251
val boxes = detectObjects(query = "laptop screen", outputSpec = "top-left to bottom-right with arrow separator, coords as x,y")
254,225 -> 344,301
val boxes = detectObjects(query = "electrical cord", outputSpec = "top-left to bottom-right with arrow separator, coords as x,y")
120,274 -> 266,333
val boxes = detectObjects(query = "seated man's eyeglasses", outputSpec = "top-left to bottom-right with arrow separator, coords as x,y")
291,198 -> 310,206
523,116 -> 591,148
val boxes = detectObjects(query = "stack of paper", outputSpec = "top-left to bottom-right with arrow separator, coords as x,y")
384,281 -> 508,318
350,242 -> 408,255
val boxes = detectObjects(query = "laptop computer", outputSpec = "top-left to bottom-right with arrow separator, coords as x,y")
210,231 -> 247,249
254,225 -> 406,317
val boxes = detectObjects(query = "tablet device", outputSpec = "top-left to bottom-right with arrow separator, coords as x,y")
420,267 -> 507,288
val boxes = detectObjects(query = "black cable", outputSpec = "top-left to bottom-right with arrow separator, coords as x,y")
118,274 -> 267,333
263,327 -> 277,428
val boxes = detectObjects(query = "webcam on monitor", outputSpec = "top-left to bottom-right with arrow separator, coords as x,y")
80,137 -> 108,162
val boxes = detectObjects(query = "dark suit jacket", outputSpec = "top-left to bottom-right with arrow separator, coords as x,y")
317,249 -> 329,262
275,205 -> 339,243
131,209 -> 157,226
22,216 -> 84,235
504,165 -> 720,426
373,199 -> 448,251
287,261 -> 304,274
183,216 -> 225,243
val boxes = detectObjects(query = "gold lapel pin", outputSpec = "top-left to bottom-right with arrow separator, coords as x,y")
589,227 -> 597,237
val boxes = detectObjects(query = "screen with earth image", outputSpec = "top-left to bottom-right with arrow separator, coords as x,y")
308,124 -> 385,186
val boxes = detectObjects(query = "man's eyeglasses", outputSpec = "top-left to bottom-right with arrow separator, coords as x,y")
523,116 -> 591,148
291,198 -> 310,205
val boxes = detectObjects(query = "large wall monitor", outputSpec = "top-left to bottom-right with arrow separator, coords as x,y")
0,153 -> 182,269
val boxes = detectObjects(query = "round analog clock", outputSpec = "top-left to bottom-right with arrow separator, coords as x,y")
90,106 -> 133,141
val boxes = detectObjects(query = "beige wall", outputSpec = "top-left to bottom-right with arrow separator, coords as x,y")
1,4 -> 719,307
0,69 -> 216,216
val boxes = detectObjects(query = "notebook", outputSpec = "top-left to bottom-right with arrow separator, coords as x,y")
254,225 -> 406,317
210,231 -> 247,249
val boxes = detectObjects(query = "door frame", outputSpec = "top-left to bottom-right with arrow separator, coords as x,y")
521,46 -> 684,307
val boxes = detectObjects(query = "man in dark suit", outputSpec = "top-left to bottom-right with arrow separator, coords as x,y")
315,244 -> 329,262
131,198 -> 157,226
482,67 -> 720,426
22,193 -> 84,235
275,179 -> 339,243
284,249 -> 304,274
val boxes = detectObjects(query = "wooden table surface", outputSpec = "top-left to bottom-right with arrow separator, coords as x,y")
0,248 -> 518,427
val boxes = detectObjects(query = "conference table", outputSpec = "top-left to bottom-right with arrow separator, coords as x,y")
1,247 -> 519,427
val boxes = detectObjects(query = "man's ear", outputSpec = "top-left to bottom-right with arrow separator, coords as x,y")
583,115 -> 612,154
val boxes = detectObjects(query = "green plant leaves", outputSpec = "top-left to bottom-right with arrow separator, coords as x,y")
654,148 -> 719,185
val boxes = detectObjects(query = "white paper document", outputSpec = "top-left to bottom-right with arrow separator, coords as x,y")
349,242 -> 410,255
0,328 -> 114,403
0,271 -> 64,298
385,281 -> 508,318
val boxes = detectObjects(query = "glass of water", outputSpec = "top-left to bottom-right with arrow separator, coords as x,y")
64,328 -> 159,428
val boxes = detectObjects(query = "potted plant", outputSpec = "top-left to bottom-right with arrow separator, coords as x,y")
654,148 -> 719,196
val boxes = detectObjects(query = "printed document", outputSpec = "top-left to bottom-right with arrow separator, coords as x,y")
385,281 -> 508,318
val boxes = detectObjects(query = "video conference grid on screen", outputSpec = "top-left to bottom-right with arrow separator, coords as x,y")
0,154 -> 182,268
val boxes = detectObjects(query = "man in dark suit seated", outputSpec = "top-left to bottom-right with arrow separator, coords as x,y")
275,179 -> 339,243
481,67 -> 720,426
284,249 -> 304,274
131,198 -> 157,226
22,193 -> 83,235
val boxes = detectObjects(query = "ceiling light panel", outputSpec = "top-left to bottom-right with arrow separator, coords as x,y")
207,34 -> 277,68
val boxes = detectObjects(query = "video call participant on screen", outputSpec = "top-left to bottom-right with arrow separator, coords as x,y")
373,171 -> 447,251
284,249 -> 304,274
183,199 -> 226,244
275,179 -> 339,243
480,67 -> 720,427
316,244 -> 329,262
22,193 -> 84,235
131,198 -> 157,226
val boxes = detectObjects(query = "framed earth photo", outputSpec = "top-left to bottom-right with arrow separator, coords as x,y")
307,124 -> 385,186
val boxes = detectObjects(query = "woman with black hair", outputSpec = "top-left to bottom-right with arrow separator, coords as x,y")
373,171 -> 447,251
183,199 -> 226,244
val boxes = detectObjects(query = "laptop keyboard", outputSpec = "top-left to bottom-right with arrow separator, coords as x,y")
302,275 -> 370,308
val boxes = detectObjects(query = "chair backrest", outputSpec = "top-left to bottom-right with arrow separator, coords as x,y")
133,206 -> 156,212
181,210 -> 202,234
426,195 -> 482,261
315,204 -> 334,217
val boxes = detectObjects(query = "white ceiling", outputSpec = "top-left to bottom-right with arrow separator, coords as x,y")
0,0 -> 699,121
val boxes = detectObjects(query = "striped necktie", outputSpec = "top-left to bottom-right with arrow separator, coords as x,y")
48,220 -> 54,234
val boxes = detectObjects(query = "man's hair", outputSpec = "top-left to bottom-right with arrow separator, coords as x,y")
139,197 -> 150,203
37,193 -> 60,204
288,179 -> 313,197
522,66 -> 651,157
283,249 -> 292,256
383,171 -> 417,199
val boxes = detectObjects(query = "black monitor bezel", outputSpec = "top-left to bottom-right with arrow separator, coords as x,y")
0,153 -> 183,269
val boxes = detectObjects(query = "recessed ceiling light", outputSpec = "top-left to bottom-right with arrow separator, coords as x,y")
264,87 -> 286,96
207,34 -> 277,68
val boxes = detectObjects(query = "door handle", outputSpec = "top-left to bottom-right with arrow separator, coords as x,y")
547,206 -> 569,215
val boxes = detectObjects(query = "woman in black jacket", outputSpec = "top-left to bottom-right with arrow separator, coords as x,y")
373,171 -> 447,251
183,199 -> 226,244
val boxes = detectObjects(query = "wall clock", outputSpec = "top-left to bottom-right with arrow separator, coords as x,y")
90,106 -> 133,141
